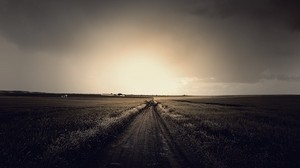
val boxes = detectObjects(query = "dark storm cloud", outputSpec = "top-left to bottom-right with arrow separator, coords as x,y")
0,0 -> 175,50
1,0 -> 299,50
183,0 -> 300,83
190,0 -> 300,31
0,0 -> 300,93
0,0 -> 106,50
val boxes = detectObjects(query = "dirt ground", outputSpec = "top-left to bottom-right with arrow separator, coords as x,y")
96,104 -> 196,168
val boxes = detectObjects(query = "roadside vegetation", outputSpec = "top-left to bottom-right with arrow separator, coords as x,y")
0,97 -> 148,168
156,96 -> 300,168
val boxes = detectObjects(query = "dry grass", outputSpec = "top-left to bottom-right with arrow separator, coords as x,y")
156,96 -> 300,168
0,96 -> 148,168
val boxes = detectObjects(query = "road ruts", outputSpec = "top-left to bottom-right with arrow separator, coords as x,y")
96,104 -> 195,168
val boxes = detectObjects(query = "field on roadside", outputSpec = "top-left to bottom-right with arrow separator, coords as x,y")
0,96 -> 148,168
155,95 -> 300,168
1,95 -> 299,168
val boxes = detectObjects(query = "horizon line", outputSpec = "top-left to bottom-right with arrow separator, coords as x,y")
1,90 -> 299,97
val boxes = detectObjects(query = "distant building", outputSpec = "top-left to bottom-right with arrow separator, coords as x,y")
117,93 -> 125,97
61,94 -> 68,98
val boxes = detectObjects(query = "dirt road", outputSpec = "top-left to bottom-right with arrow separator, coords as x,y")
96,104 -> 195,168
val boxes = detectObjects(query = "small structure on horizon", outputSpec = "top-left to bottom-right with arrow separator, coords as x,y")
61,94 -> 68,98
117,93 -> 125,97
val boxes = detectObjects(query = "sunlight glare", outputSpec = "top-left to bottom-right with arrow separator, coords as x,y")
112,52 -> 179,94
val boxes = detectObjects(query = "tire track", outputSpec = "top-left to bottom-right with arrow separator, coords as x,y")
96,103 -> 195,168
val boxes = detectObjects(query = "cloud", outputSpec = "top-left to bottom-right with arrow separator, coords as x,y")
262,72 -> 300,82
0,0 -> 300,94
189,0 -> 300,31
0,0 -> 106,50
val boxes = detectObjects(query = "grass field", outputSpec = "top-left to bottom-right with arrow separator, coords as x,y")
156,96 -> 300,168
0,96 -> 148,168
0,95 -> 299,168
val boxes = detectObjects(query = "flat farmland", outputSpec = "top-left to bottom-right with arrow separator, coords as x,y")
0,96 -> 148,168
0,95 -> 299,168
156,95 -> 300,168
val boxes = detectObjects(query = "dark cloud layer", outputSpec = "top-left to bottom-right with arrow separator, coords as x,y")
0,0 -> 300,93
190,0 -> 300,30
0,0 -> 104,50
1,0 -> 299,49
0,0 -> 175,50
185,0 -> 300,83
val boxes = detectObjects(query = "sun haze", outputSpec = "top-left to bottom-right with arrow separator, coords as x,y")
1,0 -> 300,95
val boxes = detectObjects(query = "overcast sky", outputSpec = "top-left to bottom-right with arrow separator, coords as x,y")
1,0 -> 300,95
